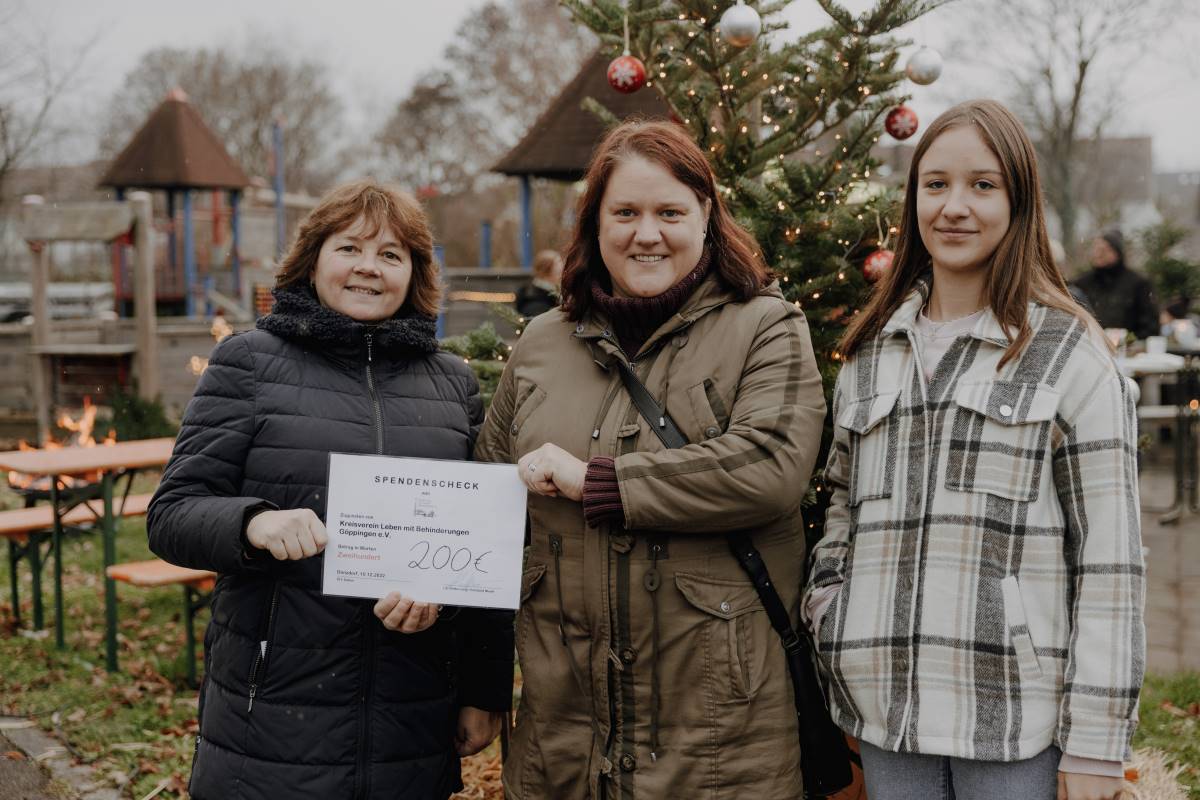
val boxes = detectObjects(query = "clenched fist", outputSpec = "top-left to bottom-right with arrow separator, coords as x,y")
245,508 -> 328,561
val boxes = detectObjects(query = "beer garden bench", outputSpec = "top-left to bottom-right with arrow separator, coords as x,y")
2,493 -> 155,632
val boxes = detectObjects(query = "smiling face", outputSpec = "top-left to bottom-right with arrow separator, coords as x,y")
597,156 -> 711,298
312,216 -> 412,322
916,125 -> 1012,279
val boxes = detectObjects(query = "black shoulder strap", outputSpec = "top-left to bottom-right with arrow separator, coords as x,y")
613,360 -> 803,655
614,361 -> 687,449
614,359 -> 852,798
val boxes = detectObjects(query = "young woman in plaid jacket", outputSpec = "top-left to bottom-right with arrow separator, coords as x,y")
803,100 -> 1143,800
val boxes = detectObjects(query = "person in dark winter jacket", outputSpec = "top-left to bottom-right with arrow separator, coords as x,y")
513,249 -> 562,318
1071,228 -> 1159,339
147,180 -> 514,800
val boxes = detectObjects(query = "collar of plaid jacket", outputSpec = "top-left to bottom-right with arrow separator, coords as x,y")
881,276 -> 1013,347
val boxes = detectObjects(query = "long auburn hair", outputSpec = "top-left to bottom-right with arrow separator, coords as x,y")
840,99 -> 1091,367
560,119 -> 770,320
275,179 -> 441,318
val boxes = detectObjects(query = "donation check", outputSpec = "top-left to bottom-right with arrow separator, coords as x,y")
321,453 -> 526,610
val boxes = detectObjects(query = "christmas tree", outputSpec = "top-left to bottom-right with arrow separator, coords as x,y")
557,0 -> 945,531
563,0 -> 943,394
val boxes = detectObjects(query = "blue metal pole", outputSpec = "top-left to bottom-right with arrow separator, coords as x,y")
480,221 -> 493,269
519,176 -> 533,271
167,191 -> 177,299
229,190 -> 242,298
183,190 -> 196,317
273,119 -> 286,260
434,245 -> 446,339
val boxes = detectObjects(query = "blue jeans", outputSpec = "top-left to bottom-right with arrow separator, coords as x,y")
859,741 -> 1060,800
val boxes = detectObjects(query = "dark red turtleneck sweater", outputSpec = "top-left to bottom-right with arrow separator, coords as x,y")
582,252 -> 711,527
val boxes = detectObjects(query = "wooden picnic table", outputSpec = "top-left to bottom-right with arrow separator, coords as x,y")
0,437 -> 174,670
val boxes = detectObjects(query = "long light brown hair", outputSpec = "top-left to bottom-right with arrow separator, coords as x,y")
275,179 -> 441,318
840,99 -> 1090,367
560,119 -> 770,321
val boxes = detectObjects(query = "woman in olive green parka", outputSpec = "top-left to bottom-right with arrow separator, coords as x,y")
475,120 -> 826,799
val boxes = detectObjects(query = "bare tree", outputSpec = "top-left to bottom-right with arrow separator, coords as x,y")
444,0 -> 596,144
376,71 -> 493,195
959,0 -> 1191,261
377,0 -> 594,187
100,43 -> 341,193
0,5 -> 91,202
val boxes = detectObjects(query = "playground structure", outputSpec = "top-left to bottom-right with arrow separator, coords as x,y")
19,194 -> 157,444
99,88 -> 252,319
0,71 -> 669,436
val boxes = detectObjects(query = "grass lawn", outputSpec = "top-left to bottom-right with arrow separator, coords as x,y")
1134,671 -> 1200,796
0,479 -> 1194,798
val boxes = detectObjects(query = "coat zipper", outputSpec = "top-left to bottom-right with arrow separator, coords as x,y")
365,332 -> 384,455
354,609 -> 377,799
246,582 -> 281,713
355,330 -> 382,798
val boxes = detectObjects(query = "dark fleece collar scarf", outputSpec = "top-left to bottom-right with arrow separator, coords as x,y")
257,284 -> 439,357
589,249 -> 711,357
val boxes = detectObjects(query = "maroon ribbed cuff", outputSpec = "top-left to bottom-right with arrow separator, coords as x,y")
582,457 -> 625,527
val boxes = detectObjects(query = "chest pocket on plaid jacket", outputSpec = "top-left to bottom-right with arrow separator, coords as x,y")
946,381 -> 1059,502
837,390 -> 901,506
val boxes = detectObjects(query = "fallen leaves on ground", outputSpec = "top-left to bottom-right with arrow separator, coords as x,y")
453,749 -> 503,800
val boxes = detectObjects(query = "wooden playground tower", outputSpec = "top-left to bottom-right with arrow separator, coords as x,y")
20,195 -> 158,444
17,89 -> 252,442
98,88 -> 251,318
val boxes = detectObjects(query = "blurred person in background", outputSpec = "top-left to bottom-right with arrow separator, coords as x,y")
515,249 -> 564,318
1071,228 -> 1159,339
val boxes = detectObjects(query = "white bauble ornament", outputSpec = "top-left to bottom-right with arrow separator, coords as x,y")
905,47 -> 943,85
719,1 -> 761,48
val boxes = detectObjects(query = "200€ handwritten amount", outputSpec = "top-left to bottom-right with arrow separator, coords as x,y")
408,541 -> 492,573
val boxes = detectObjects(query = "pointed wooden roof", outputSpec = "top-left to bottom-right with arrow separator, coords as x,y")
493,50 -> 674,182
99,89 -> 250,190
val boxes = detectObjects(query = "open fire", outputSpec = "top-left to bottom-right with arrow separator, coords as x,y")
7,397 -> 117,492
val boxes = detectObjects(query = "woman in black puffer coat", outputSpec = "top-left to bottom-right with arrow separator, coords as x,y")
147,180 -> 513,800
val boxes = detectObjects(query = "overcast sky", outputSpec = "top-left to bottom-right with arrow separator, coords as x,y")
19,0 -> 1200,173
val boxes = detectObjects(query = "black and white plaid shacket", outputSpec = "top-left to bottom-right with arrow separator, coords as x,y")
804,284 -> 1145,764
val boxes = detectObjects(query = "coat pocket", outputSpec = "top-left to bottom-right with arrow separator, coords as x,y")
516,563 -> 547,654
675,572 -> 770,700
686,378 -> 729,441
1000,575 -> 1043,680
510,383 -> 547,445
837,390 -> 901,505
946,381 -> 1058,502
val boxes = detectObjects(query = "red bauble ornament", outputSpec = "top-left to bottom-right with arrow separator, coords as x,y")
863,249 -> 895,283
885,105 -> 919,140
607,54 -> 646,94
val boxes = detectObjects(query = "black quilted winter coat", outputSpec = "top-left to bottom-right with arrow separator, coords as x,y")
147,286 -> 514,800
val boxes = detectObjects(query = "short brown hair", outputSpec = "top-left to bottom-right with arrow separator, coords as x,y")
532,249 -> 562,280
275,179 -> 441,318
559,119 -> 770,321
839,100 -> 1091,367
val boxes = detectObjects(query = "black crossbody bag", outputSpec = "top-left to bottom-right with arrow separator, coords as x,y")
614,360 -> 853,798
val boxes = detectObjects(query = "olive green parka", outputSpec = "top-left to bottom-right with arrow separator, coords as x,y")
475,274 -> 826,799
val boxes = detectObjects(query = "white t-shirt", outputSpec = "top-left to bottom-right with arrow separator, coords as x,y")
913,307 -> 987,381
